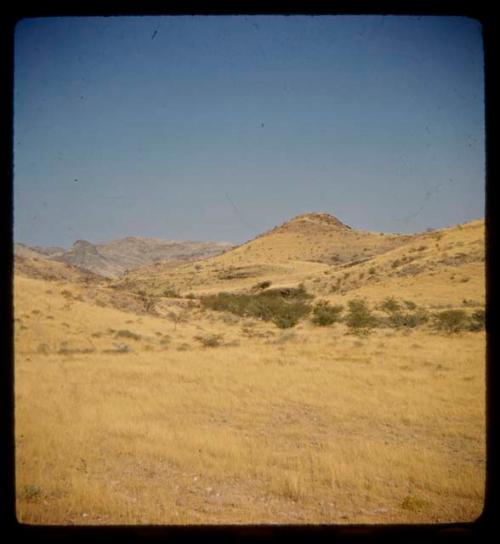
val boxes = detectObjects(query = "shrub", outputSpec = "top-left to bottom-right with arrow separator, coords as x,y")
270,299 -> 311,328
162,288 -> 179,298
195,333 -> 223,347
433,310 -> 469,333
311,301 -> 343,326
387,308 -> 429,329
401,494 -> 428,512
345,299 -> 378,331
404,300 -> 417,310
21,484 -> 42,502
379,296 -> 401,314
273,314 -> 300,329
468,309 -> 485,331
115,329 -> 141,341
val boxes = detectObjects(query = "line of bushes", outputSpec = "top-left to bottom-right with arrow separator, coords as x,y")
201,288 -> 485,334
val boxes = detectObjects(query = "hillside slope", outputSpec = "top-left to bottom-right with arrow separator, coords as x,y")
14,253 -> 106,284
109,212 -> 409,296
221,212 -> 411,265
112,214 -> 484,309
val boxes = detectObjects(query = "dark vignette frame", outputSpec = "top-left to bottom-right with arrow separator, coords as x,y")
0,1 -> 496,543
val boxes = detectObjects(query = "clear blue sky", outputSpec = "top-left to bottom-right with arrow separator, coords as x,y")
14,15 -> 484,247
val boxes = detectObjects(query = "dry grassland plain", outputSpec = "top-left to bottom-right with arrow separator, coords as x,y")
14,216 -> 486,525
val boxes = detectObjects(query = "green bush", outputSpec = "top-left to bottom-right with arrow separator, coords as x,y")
311,301 -> 343,326
379,297 -> 428,329
433,310 -> 469,333
387,308 -> 429,329
345,299 -> 378,331
200,289 -> 312,328
273,313 -> 301,329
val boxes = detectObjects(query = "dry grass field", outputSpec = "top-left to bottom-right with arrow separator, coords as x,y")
14,215 -> 486,525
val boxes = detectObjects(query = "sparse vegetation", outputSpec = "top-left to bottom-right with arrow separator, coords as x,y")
401,494 -> 429,512
387,308 -> 429,329
433,310 -> 469,333
162,288 -> 180,298
380,297 -> 429,329
379,296 -> 401,314
345,299 -> 378,332
21,484 -> 42,502
194,333 -> 223,348
115,329 -> 141,341
311,301 -> 343,326
468,309 -> 485,332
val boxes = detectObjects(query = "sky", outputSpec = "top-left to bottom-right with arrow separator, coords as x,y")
13,15 -> 485,248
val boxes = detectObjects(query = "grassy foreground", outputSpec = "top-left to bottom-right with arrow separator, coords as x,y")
15,279 -> 485,525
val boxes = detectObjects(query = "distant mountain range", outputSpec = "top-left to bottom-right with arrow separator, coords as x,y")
14,237 -> 233,278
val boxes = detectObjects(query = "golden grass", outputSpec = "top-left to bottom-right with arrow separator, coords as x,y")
15,273 -> 485,524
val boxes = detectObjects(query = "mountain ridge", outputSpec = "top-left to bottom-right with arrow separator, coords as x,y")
15,236 -> 233,278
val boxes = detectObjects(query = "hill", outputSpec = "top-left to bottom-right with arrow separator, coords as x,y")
14,253 -> 106,284
111,213 -> 484,309
220,212 -> 411,265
